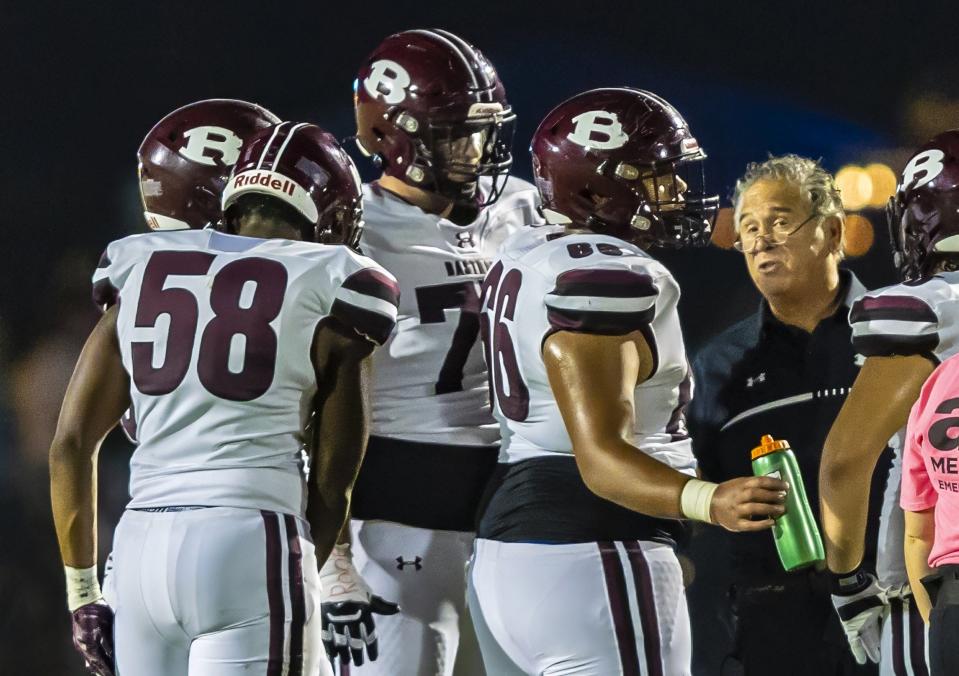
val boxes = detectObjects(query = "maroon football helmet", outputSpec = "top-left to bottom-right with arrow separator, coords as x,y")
354,29 -> 515,207
530,87 -> 718,248
221,121 -> 364,247
887,129 -> 959,281
138,99 -> 280,231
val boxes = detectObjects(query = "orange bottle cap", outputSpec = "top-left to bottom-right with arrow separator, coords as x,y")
751,434 -> 791,461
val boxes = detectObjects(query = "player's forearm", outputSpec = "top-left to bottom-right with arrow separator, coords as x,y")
335,512 -> 353,545
49,436 -> 98,569
309,352 -> 372,564
575,437 -> 690,519
306,487 -> 351,566
820,448 -> 871,572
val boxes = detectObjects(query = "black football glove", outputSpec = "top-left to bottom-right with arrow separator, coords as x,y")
71,601 -> 116,676
319,544 -> 399,666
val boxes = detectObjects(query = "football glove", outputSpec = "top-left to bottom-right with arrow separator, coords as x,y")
830,568 -> 887,665
319,544 -> 399,667
71,601 -> 116,676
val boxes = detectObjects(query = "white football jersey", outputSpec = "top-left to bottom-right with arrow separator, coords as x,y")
359,176 -> 541,446
849,271 -> 959,362
92,229 -> 399,515
848,272 -> 959,586
483,225 -> 696,474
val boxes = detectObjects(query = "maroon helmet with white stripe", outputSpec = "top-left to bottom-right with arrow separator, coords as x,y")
221,121 -> 364,247
138,99 -> 280,231
530,88 -> 718,248
887,129 -> 959,281
354,28 -> 516,206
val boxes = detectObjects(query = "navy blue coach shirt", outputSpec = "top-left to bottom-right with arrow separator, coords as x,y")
688,270 -> 889,582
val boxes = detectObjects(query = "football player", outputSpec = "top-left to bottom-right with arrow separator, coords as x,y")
50,120 -> 400,676
319,29 -> 541,675
819,133 -> 959,672
466,88 -> 788,675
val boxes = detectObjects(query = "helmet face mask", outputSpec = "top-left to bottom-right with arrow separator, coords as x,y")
423,106 -> 516,205
619,157 -> 717,248
317,202 -> 364,249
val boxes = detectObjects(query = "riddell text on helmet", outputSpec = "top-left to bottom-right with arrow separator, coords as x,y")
231,172 -> 297,196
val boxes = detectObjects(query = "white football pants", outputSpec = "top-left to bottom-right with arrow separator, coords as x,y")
103,507 -> 332,676
467,539 -> 691,676
340,519 -> 484,676
880,585 -> 930,676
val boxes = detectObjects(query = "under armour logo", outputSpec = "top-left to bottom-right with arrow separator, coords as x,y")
396,556 -> 423,571
456,231 -> 476,249
854,353 -> 866,367
566,111 -> 629,150
178,126 -> 243,167
746,372 -> 767,388
363,59 -> 411,105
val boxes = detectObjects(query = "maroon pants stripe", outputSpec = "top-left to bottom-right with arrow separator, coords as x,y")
624,541 -> 664,676
597,542 -> 641,676
284,514 -> 306,676
262,511 -> 285,676
891,596 -> 906,676
908,596 -> 929,676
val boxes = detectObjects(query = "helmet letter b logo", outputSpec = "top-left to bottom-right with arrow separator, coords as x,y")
567,111 -> 629,150
363,59 -> 411,105
179,126 -> 243,167
902,149 -> 946,190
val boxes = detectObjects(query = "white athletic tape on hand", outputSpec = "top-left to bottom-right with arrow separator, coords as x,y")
320,544 -> 372,603
680,479 -> 719,524
65,565 -> 102,611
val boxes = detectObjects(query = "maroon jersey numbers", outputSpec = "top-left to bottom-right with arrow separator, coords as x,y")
131,250 -> 287,401
480,261 -> 530,421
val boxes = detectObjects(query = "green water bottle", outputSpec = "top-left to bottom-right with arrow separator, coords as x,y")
750,435 -> 825,571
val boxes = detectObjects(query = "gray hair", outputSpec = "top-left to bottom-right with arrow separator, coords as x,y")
732,154 -> 845,233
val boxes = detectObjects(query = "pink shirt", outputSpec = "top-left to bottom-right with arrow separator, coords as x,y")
901,354 -> 959,567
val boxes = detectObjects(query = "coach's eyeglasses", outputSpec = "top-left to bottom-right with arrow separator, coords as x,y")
734,211 -> 821,253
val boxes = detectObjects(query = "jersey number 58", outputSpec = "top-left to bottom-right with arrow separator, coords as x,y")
131,251 -> 287,401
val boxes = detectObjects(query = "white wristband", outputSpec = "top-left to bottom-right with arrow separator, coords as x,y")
680,479 -> 719,524
65,565 -> 102,612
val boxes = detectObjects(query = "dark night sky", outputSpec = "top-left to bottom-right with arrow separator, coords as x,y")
3,0 -> 956,353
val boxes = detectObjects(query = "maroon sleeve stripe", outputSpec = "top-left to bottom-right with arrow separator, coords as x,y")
852,333 -> 939,358
547,306 -> 655,335
330,299 -> 397,346
341,267 -> 400,307
551,268 -> 657,299
92,278 -> 119,309
849,295 -> 938,324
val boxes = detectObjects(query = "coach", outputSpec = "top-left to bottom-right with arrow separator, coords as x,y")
687,155 -> 887,675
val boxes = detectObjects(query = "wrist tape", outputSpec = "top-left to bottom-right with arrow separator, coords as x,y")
65,565 -> 102,612
680,479 -> 719,524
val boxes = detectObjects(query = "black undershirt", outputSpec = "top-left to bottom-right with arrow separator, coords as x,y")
476,455 -> 685,546
350,435 -> 499,532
